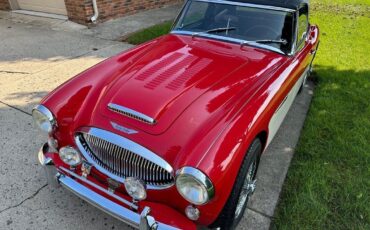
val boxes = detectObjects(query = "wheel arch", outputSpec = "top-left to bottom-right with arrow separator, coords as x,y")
255,130 -> 268,151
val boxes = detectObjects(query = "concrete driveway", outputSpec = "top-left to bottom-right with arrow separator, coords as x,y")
0,13 -> 136,230
0,9 -> 314,230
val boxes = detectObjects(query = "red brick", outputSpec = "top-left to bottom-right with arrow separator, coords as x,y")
65,0 -> 181,25
0,0 -> 10,11
0,0 -> 180,25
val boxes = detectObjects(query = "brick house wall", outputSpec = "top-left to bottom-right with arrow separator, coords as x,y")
0,0 -> 10,11
64,0 -> 92,25
94,0 -> 181,22
0,0 -> 181,25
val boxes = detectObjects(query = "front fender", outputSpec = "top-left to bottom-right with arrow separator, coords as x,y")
173,96 -> 271,225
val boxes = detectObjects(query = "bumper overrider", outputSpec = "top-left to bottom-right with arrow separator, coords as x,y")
38,143 -> 195,230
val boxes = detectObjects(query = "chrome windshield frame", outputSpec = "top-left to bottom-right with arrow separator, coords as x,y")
193,0 -> 295,12
171,0 -> 296,56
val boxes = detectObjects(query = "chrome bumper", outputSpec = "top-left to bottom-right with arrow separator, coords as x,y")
38,144 -> 178,230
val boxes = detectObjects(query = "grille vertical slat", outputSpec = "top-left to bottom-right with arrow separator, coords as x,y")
79,133 -> 173,187
118,146 -> 124,176
132,154 -> 137,178
131,154 -> 136,178
124,148 -> 129,177
143,160 -> 147,182
137,156 -> 141,179
150,163 -> 154,183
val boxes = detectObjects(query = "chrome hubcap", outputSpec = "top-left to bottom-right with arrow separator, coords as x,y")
244,179 -> 257,194
235,160 -> 257,218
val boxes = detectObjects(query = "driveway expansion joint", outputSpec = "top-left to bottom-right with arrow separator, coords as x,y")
0,101 -> 32,116
247,207 -> 273,219
0,184 -> 47,215
0,70 -> 30,74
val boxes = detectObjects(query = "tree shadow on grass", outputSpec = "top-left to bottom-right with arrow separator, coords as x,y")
272,65 -> 370,229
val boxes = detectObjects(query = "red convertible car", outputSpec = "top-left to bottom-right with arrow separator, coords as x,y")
34,0 -> 319,229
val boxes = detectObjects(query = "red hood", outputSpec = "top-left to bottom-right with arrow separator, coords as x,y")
98,34 -> 285,135
43,34 -> 287,165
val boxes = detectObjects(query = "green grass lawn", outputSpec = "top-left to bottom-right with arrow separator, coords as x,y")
124,21 -> 172,45
273,0 -> 370,229
125,1 -> 370,228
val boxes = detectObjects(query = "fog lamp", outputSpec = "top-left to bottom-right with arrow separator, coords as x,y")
59,146 -> 82,166
124,177 -> 147,200
185,205 -> 200,221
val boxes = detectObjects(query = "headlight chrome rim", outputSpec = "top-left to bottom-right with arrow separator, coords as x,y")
32,105 -> 57,134
176,167 -> 215,205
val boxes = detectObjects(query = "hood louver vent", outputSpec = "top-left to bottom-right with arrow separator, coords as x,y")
108,103 -> 156,125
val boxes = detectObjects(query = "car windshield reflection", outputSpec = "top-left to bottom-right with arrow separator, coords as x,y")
172,0 -> 294,54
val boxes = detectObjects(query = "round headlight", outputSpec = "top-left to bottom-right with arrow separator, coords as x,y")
59,146 -> 82,166
32,105 -> 56,134
124,177 -> 147,200
176,167 -> 214,205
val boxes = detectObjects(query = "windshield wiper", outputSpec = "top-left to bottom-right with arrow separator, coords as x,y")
205,27 -> 236,33
192,27 -> 236,38
241,39 -> 288,47
254,39 -> 288,45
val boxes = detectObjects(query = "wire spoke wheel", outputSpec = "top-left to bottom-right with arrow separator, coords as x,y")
234,159 -> 257,219
210,138 -> 262,229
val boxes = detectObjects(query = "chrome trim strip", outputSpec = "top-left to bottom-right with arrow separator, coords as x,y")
275,95 -> 289,114
194,0 -> 296,12
171,30 -> 286,55
57,171 -> 178,230
176,167 -> 215,205
60,166 -> 138,210
75,127 -> 175,190
108,103 -> 156,125
32,104 -> 57,132
33,105 -> 56,125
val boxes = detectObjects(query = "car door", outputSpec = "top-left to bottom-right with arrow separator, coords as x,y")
266,4 -> 314,145
294,4 -> 316,86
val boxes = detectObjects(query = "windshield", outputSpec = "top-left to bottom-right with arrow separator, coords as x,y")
173,0 -> 294,54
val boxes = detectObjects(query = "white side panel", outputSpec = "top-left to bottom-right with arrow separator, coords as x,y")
266,67 -> 309,146
17,0 -> 67,16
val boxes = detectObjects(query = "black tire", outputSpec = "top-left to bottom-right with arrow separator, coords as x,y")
210,139 -> 262,230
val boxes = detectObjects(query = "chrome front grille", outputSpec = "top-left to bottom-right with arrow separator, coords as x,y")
75,128 -> 174,189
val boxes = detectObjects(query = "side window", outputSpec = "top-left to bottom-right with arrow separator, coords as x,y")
296,5 -> 308,51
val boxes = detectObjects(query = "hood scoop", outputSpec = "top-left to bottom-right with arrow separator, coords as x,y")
108,103 -> 156,125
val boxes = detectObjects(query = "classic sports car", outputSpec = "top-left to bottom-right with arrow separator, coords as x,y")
33,0 -> 319,229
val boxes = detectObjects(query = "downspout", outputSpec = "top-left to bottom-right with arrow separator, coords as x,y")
90,0 -> 99,23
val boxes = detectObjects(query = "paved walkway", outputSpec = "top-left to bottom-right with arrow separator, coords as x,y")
81,4 -> 182,41
0,3 -> 181,40
0,9 -> 134,230
0,6 -> 314,229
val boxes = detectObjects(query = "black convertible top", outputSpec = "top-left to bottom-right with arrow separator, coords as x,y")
227,0 -> 309,10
